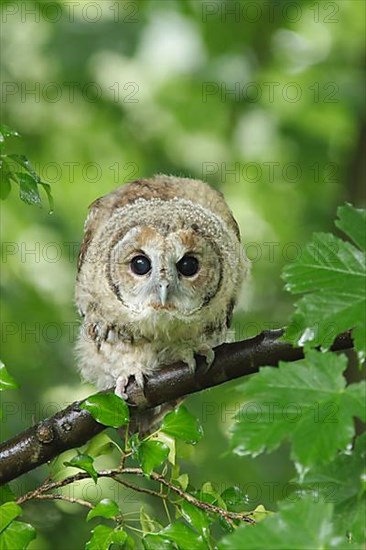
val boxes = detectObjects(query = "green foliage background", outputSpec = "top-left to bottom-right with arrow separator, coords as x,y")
1,1 -> 365,549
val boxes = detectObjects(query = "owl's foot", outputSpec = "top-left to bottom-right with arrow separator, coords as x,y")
115,375 -> 129,400
180,348 -> 196,373
180,345 -> 215,374
197,344 -> 215,373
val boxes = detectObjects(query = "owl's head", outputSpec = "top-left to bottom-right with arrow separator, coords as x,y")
108,222 -> 222,317
76,176 -> 247,323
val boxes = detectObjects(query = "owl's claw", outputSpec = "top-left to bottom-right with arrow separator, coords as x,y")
197,344 -> 215,373
180,349 -> 196,373
115,375 -> 129,400
180,345 -> 215,374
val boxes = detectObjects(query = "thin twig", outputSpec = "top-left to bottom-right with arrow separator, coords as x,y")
17,467 -> 254,524
27,493 -> 94,509
111,475 -> 167,500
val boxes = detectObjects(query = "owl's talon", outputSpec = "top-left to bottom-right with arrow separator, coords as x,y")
115,375 -> 129,400
181,351 -> 196,373
197,345 -> 215,373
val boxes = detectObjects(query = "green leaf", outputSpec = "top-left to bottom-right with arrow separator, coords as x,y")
283,204 -> 366,360
335,203 -> 366,251
198,482 -> 225,507
0,486 -> 15,507
0,503 -> 21,533
179,500 -> 212,536
0,362 -> 19,391
220,486 -> 246,509
137,440 -> 169,476
161,406 -> 203,444
85,433 -> 116,458
0,125 -> 20,141
343,381 -> 366,421
231,350 -> 364,467
152,432 -> 176,464
81,392 -> 129,428
176,473 -> 189,491
219,497 -> 347,550
143,522 -> 207,550
16,172 -> 41,206
0,521 -> 36,550
64,454 -> 98,484
251,504 -> 274,522
87,499 -> 120,521
85,525 -> 127,550
298,434 -> 365,544
0,170 -> 11,200
7,154 -> 40,183
38,182 -> 54,213
142,534 -> 174,550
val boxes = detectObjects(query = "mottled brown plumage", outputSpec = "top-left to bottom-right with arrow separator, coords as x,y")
75,175 -> 248,395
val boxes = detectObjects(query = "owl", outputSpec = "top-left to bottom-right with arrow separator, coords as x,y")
75,175 -> 247,397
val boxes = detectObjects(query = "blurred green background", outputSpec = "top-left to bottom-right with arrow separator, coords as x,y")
1,0 -> 365,548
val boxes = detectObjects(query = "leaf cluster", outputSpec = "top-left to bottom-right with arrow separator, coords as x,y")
0,125 -> 53,211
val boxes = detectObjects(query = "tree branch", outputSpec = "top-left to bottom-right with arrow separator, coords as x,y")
0,329 -> 354,485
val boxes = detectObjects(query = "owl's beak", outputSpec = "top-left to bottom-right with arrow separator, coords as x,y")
158,280 -> 169,306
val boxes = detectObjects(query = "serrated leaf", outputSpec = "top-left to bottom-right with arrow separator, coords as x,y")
85,524 -> 127,550
161,406 -> 203,444
87,499 -> 120,521
336,203 -> 366,251
231,350 -> 363,467
16,172 -> 41,206
81,392 -> 129,428
343,381 -> 366,421
64,453 -> 98,483
283,205 -> 366,360
0,520 -> 36,550
137,440 -> 169,476
0,362 -> 19,391
0,503 -> 21,533
219,498 -> 349,550
298,434 -> 366,508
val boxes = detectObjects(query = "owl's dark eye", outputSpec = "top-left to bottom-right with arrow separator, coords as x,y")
176,255 -> 199,277
130,255 -> 151,275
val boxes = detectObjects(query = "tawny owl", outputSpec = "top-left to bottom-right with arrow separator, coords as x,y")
75,175 -> 247,396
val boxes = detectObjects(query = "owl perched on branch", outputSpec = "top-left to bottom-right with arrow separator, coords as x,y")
75,175 -> 247,397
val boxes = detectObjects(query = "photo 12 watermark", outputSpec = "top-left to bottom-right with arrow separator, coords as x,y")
1,2 -> 140,24
201,2 -> 340,24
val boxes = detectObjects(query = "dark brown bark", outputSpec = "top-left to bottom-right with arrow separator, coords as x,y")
0,329 -> 354,485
